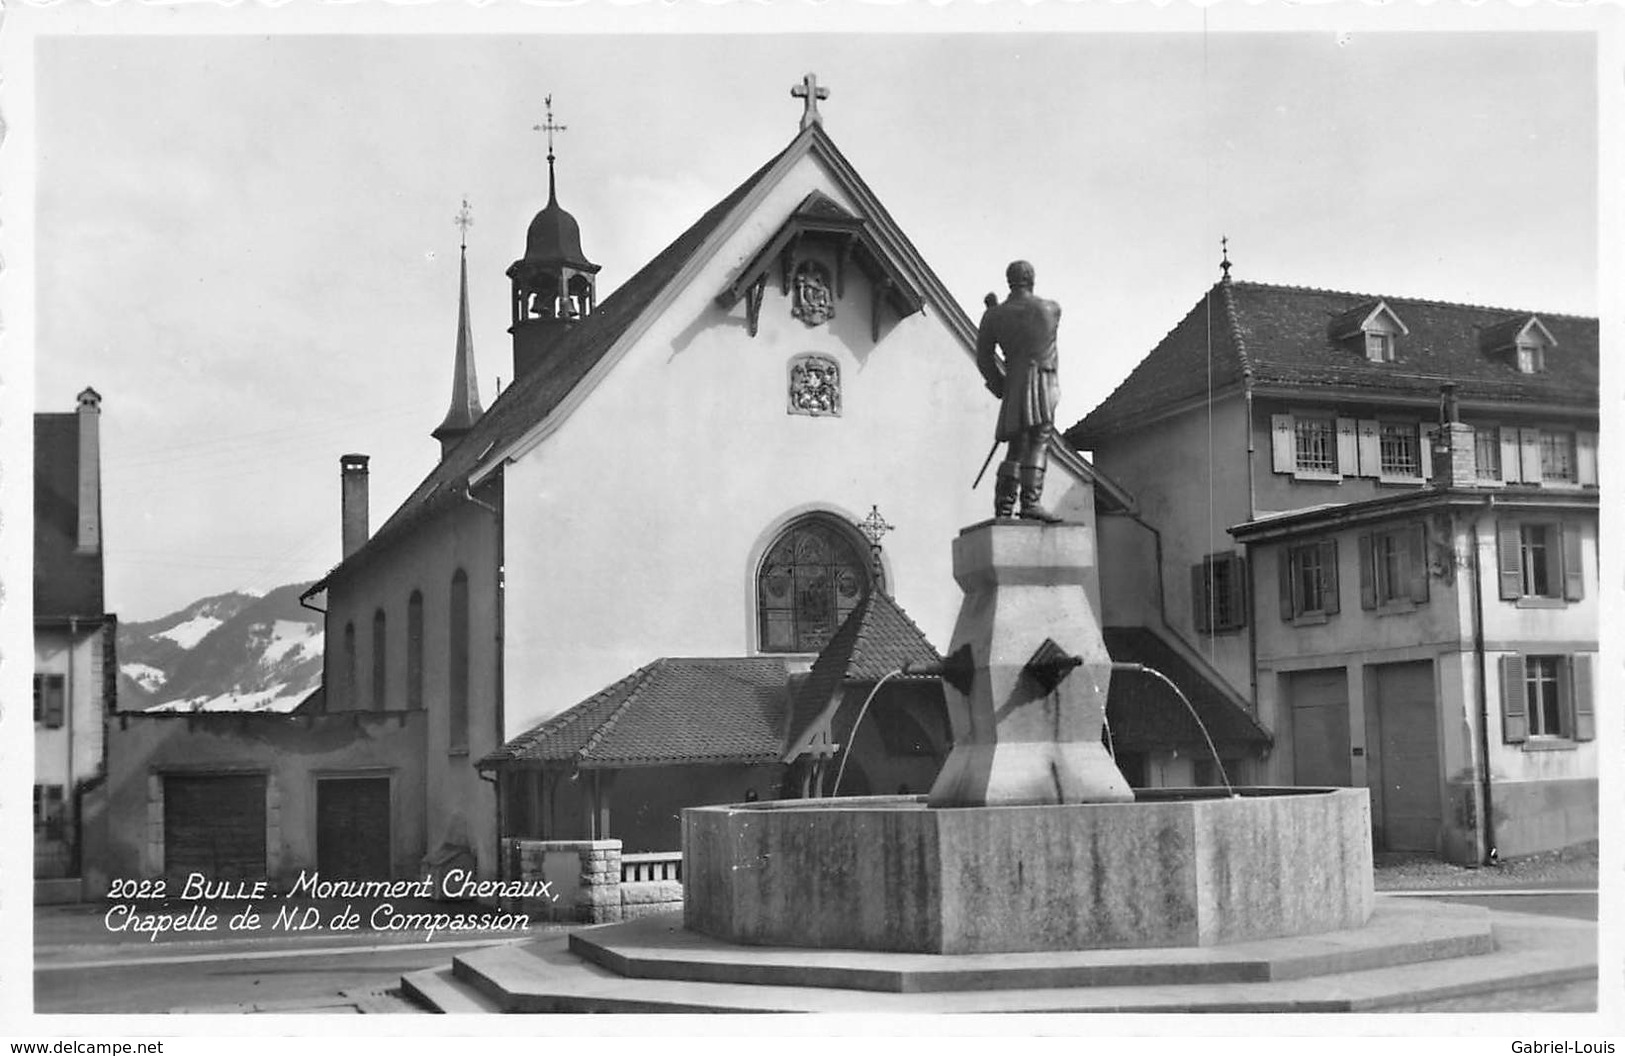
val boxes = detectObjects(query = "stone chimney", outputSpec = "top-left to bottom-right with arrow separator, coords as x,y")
341,454 -> 371,558
75,387 -> 102,553
1432,383 -> 1477,489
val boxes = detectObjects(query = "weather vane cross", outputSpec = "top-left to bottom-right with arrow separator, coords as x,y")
455,198 -> 474,250
1220,235 -> 1231,279
534,94 -> 567,162
792,73 -> 829,131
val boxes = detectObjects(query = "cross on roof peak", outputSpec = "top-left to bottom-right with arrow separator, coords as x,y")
534,94 -> 568,161
454,197 -> 474,251
792,73 -> 829,131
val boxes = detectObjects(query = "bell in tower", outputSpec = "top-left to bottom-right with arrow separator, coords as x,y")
507,95 -> 600,382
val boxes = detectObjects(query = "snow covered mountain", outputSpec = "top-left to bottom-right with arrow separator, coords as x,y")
116,584 -> 323,713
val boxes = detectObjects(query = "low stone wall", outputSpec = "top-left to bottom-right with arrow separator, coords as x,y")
502,839 -> 683,924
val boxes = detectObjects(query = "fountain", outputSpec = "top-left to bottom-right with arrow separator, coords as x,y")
683,519 -> 1375,955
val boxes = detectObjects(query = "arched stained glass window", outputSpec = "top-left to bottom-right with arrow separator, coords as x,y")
758,517 -> 873,654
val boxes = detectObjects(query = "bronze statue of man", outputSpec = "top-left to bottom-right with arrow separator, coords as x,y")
976,260 -> 1061,521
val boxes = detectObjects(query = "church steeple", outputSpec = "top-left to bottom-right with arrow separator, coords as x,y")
432,199 -> 484,459
507,95 -> 600,383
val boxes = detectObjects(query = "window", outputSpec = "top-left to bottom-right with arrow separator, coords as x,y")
1499,653 -> 1593,744
758,517 -> 872,653
1294,417 -> 1337,474
1192,552 -> 1247,633
371,609 -> 387,711
342,623 -> 356,709
33,674 -> 65,728
1539,431 -> 1577,483
1365,332 -> 1395,363
1378,423 -> 1421,478
1516,342 -> 1545,374
1498,520 -> 1583,604
407,590 -> 424,711
1279,539 -> 1340,621
1359,524 -> 1428,609
449,569 -> 469,751
1474,426 -> 1501,481
34,784 -> 65,842
1271,413 -> 1358,480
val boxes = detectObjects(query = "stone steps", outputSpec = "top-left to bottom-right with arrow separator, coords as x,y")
400,897 -> 1596,1014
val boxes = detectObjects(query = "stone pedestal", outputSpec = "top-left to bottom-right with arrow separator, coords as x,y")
927,519 -> 1132,807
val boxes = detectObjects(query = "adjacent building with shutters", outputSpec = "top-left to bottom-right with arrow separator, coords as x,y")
34,388 -> 119,900
1068,274 -> 1597,864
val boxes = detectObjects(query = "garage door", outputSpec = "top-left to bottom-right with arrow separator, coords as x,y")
1287,668 -> 1352,787
317,777 -> 391,879
1369,661 -> 1443,852
164,774 -> 267,882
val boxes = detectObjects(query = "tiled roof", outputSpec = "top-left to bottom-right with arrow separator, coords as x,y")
1103,626 -> 1272,751
479,657 -> 791,770
1070,281 -> 1598,446
35,414 -> 104,618
784,590 -> 943,756
308,140 -> 797,593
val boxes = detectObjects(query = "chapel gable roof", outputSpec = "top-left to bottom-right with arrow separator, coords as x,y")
1068,281 -> 1598,448
310,123 -> 980,595
35,413 -> 104,618
479,657 -> 792,770
782,589 -> 942,761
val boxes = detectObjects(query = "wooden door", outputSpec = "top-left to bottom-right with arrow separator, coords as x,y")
164,774 -> 267,882
316,777 -> 392,879
1369,662 -> 1443,852
1288,668 -> 1352,787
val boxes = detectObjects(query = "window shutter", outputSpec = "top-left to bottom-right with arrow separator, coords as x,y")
1278,548 -> 1295,621
1519,428 -> 1543,483
1357,420 -> 1381,477
1499,655 -> 1528,744
1192,563 -> 1211,634
43,677 -> 64,729
32,675 -> 41,722
1571,654 -> 1594,742
1496,520 -> 1523,600
1321,539 -> 1341,614
1577,432 -> 1598,486
1271,415 -> 1294,474
1561,522 -> 1585,601
1419,424 -> 1438,480
1232,555 -> 1248,630
1408,523 -> 1431,603
1500,429 -> 1522,483
1358,533 -> 1376,610
1336,418 -> 1358,477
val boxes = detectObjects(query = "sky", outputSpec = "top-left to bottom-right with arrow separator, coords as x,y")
23,21 -> 1603,621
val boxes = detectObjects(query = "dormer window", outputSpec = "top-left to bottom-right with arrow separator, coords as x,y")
1480,315 -> 1556,374
1329,300 -> 1408,362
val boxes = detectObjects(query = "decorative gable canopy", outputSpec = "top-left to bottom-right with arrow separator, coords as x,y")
715,190 -> 925,341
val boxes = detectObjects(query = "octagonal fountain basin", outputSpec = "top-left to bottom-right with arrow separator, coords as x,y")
683,787 -> 1374,956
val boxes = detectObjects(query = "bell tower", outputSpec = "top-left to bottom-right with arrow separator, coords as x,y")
507,95 -> 600,382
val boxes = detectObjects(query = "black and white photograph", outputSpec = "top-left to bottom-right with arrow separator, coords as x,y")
5,2 -> 1615,1043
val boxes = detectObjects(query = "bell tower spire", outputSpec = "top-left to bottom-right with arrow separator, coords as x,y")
507,95 -> 600,383
432,198 -> 485,459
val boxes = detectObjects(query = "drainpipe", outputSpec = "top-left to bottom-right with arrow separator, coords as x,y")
66,616 -> 78,876
1470,496 -> 1498,865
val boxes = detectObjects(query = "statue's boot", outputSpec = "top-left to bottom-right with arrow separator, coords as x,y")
994,462 -> 1020,519
1019,466 -> 1062,523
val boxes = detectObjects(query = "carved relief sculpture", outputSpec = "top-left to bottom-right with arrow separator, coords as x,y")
788,354 -> 841,416
791,260 -> 837,327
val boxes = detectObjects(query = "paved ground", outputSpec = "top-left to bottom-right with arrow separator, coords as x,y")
1373,839 -> 1599,891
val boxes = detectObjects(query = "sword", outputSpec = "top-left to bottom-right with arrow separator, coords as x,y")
971,439 -> 1001,490
971,290 -> 1003,490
